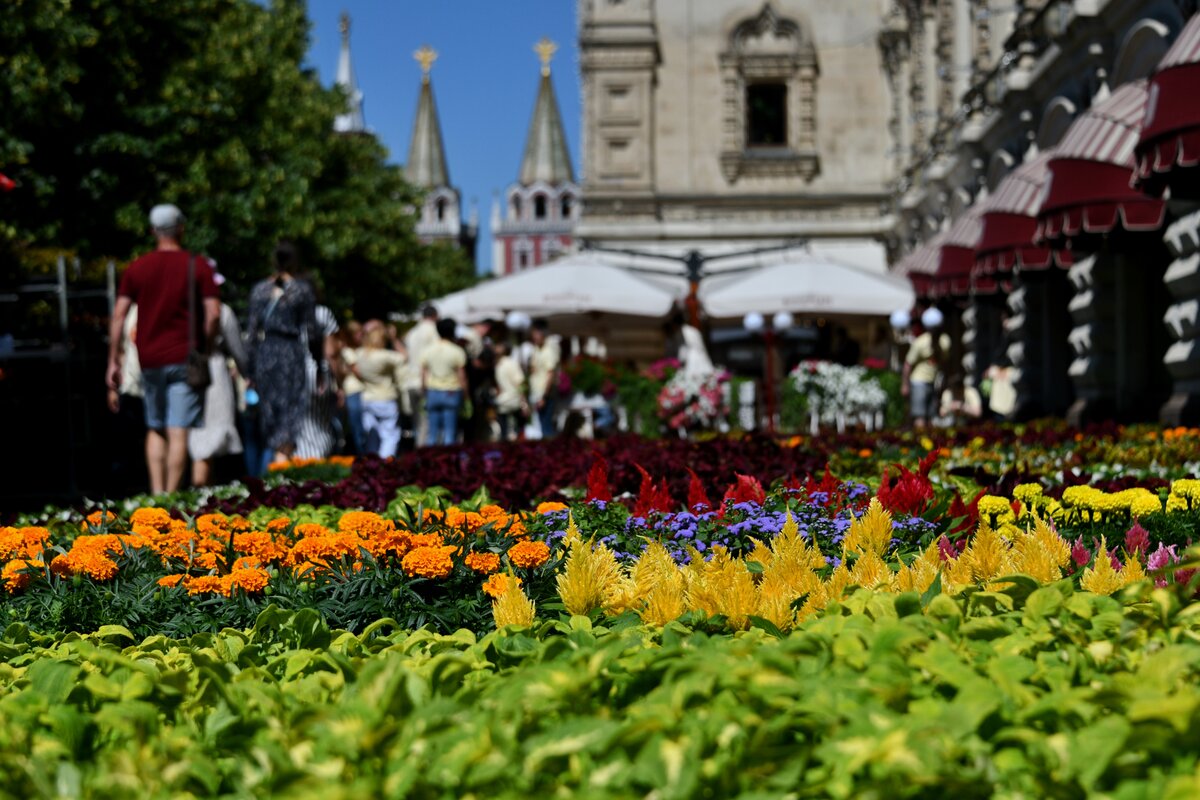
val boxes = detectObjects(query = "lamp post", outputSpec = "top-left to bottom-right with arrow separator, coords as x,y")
743,311 -> 794,435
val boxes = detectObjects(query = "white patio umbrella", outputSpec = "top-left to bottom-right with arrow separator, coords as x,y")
462,253 -> 680,317
700,255 -> 914,318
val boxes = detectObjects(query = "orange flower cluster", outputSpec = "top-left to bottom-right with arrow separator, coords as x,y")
3,502 -> 560,602
507,540 -> 551,569
464,551 -> 501,574
401,546 -> 457,579
267,455 -> 354,472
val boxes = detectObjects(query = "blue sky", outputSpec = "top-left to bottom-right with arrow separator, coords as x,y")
304,1 -> 582,275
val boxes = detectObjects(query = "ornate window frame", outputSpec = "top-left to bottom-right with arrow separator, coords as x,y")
719,4 -> 820,184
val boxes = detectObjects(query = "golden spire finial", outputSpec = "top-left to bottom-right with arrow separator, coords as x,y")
339,11 -> 350,39
414,44 -> 438,82
534,37 -> 557,76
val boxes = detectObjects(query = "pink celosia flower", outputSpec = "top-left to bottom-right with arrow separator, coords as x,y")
1124,521 -> 1150,556
1147,542 -> 1179,588
1071,537 -> 1091,568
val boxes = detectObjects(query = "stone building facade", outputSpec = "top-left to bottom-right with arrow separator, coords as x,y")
883,0 -> 1200,423
576,0 -> 895,269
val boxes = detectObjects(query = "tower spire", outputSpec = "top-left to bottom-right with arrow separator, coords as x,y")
405,45 -> 450,189
333,11 -> 365,133
519,38 -> 575,185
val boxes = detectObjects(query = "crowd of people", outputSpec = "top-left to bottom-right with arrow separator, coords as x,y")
894,305 -> 1015,429
105,204 -> 564,495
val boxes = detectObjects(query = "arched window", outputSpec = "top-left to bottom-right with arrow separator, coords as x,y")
534,195 -> 548,220
435,198 -> 447,222
512,195 -> 523,219
560,195 -> 573,219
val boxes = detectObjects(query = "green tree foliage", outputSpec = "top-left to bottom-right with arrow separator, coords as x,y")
0,0 -> 473,316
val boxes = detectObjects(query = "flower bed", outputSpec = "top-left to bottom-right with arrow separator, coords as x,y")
5,446 -> 1200,638
165,423 -> 1200,517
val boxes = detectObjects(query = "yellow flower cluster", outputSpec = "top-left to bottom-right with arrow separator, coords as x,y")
1061,486 -> 1163,520
977,495 -> 1016,526
552,499 -> 1154,633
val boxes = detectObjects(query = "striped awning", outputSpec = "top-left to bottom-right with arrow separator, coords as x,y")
1135,12 -> 1200,195
1036,80 -> 1166,243
902,210 -> 979,298
974,152 -> 1073,276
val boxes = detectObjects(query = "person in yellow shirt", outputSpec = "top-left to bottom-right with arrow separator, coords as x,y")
528,319 -> 561,439
420,318 -> 468,446
493,342 -> 527,441
901,307 -> 951,428
356,326 -> 408,457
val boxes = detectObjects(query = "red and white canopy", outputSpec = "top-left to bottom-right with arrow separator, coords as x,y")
903,208 -> 981,298
1135,12 -> 1200,195
1036,80 -> 1165,244
974,152 -> 1073,278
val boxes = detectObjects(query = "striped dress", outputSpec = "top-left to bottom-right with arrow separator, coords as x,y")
295,305 -> 340,459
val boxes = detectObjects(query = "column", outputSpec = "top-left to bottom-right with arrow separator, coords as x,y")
1162,206 -> 1200,424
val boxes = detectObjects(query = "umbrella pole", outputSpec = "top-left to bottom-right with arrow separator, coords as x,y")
764,328 -> 778,436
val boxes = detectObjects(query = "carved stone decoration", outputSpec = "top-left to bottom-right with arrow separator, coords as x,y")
719,3 -> 820,184
878,5 -> 910,179
935,0 -> 956,126
969,0 -> 991,82
905,0 -> 928,164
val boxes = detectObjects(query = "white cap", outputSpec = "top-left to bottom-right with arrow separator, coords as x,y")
921,307 -> 944,328
149,204 -> 185,231
889,309 -> 911,329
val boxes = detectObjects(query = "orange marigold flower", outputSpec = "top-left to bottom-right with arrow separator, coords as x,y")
130,507 -> 173,532
157,574 -> 186,588
536,502 -> 569,515
507,540 -> 551,569
289,534 -> 362,566
338,511 -> 395,539
295,523 -> 333,539
84,555 -> 119,581
421,509 -> 445,524
2,559 -> 41,592
464,551 -> 501,574
221,567 -> 270,596
360,531 -> 411,561
80,510 -> 119,531
407,532 -> 443,549
195,514 -> 231,536
184,575 -> 223,596
233,532 -> 289,563
267,517 -> 293,533
401,546 -> 455,580
193,552 -> 225,571
445,508 -> 486,533
482,572 -> 522,599
49,553 -> 74,579
480,504 -> 507,521
0,527 -> 49,560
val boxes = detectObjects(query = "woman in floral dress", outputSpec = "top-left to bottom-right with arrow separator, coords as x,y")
245,242 -> 321,467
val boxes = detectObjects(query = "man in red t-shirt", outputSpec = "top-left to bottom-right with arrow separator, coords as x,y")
106,204 -> 220,494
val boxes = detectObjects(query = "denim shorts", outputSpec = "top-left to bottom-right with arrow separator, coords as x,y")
910,380 -> 936,421
141,364 -> 204,430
